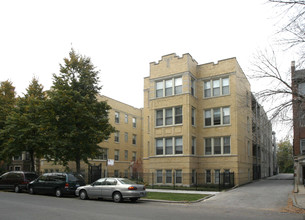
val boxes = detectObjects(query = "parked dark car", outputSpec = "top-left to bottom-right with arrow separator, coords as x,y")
0,171 -> 38,193
28,172 -> 85,197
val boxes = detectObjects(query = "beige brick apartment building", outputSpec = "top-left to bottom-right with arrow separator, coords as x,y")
142,53 -> 255,186
36,53 -> 274,186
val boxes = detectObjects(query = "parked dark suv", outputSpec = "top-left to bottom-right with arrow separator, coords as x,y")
0,171 -> 38,193
28,172 -> 85,197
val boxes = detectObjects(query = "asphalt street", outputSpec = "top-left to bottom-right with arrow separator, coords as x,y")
0,175 -> 303,220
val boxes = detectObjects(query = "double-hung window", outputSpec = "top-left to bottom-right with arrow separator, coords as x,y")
166,170 -> 172,184
156,106 -> 182,127
204,81 -> 211,98
156,110 -> 163,126
214,137 -> 221,155
132,152 -> 136,161
132,134 -> 137,145
165,79 -> 172,96
165,138 -> 173,154
204,136 -> 231,156
175,107 -> 183,124
205,138 -> 212,155
155,137 -> 183,155
174,77 -> 182,94
192,137 -> 196,155
204,107 -> 230,127
213,108 -> 221,125
165,108 -> 173,125
204,77 -> 230,98
156,81 -> 163,98
156,138 -> 163,155
223,107 -> 230,124
192,107 -> 196,126
155,76 -> 183,98
191,78 -> 195,96
212,79 -> 220,96
115,112 -> 120,123
175,137 -> 183,154
114,150 -> 119,161
223,136 -> 231,154
132,117 -> 137,128
114,131 -> 120,143
175,170 -> 182,184
156,170 -> 163,183
222,78 -> 229,95
96,148 -> 108,160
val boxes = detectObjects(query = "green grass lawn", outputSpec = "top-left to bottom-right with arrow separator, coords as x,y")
145,192 -> 209,202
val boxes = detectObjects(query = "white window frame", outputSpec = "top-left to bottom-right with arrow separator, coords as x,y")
155,106 -> 183,127
114,150 -> 119,161
132,117 -> 137,128
155,76 -> 183,98
114,131 -> 120,143
132,134 -> 137,145
204,107 -> 230,127
156,170 -> 163,184
203,77 -> 230,98
175,170 -> 182,184
204,136 -> 231,156
155,137 -> 183,155
115,112 -> 120,124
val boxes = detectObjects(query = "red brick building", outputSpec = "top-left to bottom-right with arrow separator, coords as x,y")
292,61 -> 305,189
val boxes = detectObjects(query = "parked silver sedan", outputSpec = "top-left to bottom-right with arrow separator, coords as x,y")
75,178 -> 146,202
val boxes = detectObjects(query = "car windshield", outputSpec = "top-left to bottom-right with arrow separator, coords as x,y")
118,179 -> 136,185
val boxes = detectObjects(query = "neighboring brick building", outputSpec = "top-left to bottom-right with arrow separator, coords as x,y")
40,96 -> 143,182
291,61 -> 305,188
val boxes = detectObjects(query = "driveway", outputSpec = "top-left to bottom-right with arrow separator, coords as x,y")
201,174 -> 294,212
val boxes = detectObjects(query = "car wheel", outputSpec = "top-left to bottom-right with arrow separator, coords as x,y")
130,198 -> 138,202
79,190 -> 88,200
29,187 -> 35,194
55,188 -> 62,197
14,185 -> 20,193
113,192 -> 122,203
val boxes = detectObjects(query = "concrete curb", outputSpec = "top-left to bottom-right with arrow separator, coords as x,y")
141,194 -> 215,204
291,193 -> 305,210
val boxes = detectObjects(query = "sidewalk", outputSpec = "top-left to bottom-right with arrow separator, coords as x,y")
293,184 -> 305,210
146,188 -> 219,195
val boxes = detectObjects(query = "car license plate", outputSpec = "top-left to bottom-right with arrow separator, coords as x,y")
76,184 -> 80,187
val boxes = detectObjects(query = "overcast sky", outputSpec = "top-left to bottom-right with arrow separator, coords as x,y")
0,0 -> 295,138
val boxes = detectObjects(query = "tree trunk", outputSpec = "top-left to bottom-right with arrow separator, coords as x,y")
76,159 -> 81,173
29,150 -> 35,172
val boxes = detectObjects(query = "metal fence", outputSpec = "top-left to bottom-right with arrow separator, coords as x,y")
102,171 -> 235,191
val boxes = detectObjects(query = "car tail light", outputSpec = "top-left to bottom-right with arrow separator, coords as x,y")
22,181 -> 29,185
128,186 -> 137,190
65,183 -> 69,189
